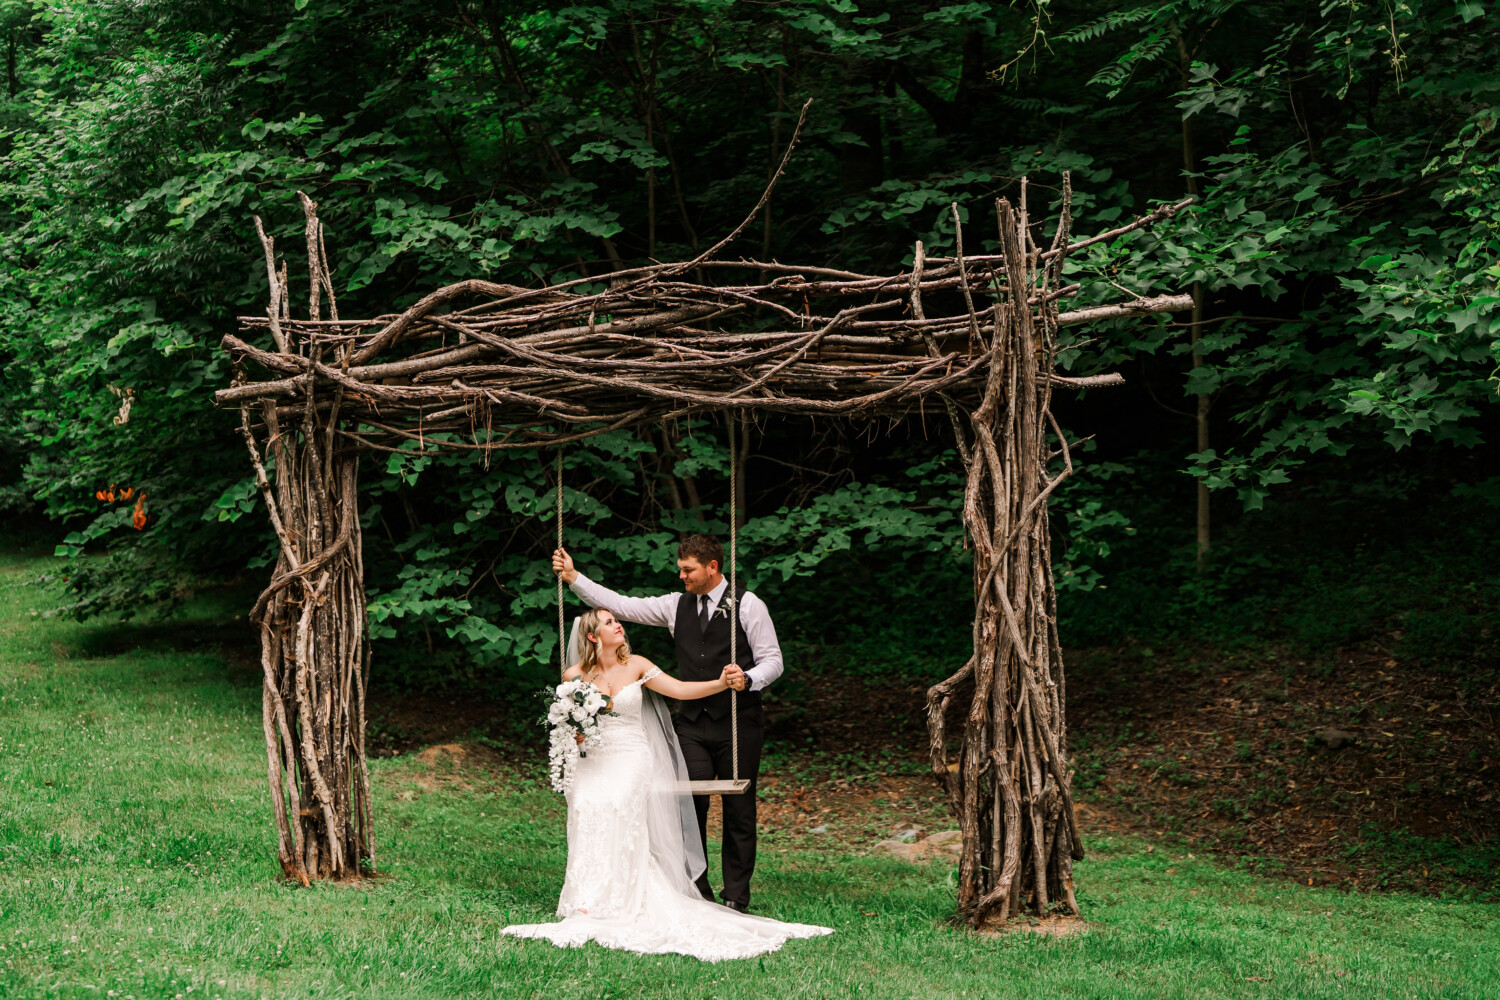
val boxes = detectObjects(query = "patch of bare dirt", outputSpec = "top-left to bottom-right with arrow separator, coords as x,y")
1067,639 -> 1499,894
404,743 -> 476,792
977,915 -> 1089,938
416,743 -> 468,767
368,691 -> 510,751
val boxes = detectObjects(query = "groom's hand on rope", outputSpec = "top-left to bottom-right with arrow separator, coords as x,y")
721,664 -> 748,691
552,547 -> 578,585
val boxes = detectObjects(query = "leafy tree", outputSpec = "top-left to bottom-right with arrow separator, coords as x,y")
1,0 -> 1493,686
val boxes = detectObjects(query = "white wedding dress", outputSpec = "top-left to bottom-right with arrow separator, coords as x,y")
502,670 -> 832,962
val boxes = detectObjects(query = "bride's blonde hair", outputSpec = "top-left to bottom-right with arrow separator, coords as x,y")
576,607 -> 632,678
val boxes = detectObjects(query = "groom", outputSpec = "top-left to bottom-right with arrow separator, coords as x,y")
552,533 -> 783,913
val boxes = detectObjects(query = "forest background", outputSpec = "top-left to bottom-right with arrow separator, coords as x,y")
0,0 -> 1496,889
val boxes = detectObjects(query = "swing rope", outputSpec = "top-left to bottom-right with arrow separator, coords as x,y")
553,424 -> 747,794
729,413 -> 739,784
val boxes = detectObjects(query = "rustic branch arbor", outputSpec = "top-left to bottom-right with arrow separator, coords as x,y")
215,179 -> 1190,926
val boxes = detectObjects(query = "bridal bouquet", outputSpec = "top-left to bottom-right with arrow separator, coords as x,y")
543,680 -> 616,793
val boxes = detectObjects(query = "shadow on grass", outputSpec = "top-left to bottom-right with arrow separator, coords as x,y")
66,616 -> 255,661
54,578 -> 264,685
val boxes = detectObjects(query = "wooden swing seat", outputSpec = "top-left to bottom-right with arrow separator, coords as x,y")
681,778 -> 752,796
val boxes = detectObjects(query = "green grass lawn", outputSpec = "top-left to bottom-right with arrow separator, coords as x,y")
0,550 -> 1496,999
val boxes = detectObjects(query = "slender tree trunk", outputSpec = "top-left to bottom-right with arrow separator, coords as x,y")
632,19 -> 659,259
660,423 -> 705,520
1179,38 -> 1211,566
656,427 -> 685,512
646,163 -> 657,260
7,30 -> 17,99
761,51 -> 786,282
1191,282 -> 1209,565
838,65 -> 884,195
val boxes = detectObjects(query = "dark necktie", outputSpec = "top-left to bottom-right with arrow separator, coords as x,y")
699,593 -> 712,633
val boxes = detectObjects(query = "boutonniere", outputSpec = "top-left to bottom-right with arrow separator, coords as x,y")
711,595 -> 738,621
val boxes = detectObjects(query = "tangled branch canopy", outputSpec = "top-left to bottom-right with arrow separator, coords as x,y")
214,188 -> 1192,450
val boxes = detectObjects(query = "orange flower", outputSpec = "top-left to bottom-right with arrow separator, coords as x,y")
132,493 -> 148,531
95,483 -> 138,503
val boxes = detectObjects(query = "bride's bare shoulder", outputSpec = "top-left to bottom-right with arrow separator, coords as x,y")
625,653 -> 657,678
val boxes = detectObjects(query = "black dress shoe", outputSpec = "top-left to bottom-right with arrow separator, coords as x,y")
722,900 -> 750,913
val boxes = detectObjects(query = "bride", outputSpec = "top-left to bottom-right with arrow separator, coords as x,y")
502,608 -> 832,962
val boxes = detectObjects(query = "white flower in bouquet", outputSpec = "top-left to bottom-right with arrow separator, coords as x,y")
540,679 -> 619,794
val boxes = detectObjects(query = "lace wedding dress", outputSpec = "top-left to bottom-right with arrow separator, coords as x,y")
502,669 -> 832,962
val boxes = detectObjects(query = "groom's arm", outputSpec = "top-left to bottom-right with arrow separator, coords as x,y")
570,573 -> 679,632
738,592 -> 783,692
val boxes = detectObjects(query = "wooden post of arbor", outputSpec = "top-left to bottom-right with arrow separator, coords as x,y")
927,188 -> 1084,926
233,195 -> 374,883
217,177 -> 1191,914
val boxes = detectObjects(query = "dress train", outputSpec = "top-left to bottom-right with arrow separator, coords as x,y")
501,674 -> 831,962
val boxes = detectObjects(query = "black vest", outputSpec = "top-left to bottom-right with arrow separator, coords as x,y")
674,585 -> 761,723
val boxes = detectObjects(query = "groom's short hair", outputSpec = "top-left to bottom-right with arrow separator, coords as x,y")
677,533 -> 723,570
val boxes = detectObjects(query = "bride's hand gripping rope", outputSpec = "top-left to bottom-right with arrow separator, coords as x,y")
552,547 -> 578,585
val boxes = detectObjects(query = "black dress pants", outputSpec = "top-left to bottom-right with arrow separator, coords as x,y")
674,711 -> 764,907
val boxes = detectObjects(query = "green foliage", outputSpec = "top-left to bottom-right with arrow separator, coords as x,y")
743,456 -> 963,583
1058,445 -> 1500,686
0,0 -> 1495,684
1050,456 -> 1137,593
1058,0 -> 1500,510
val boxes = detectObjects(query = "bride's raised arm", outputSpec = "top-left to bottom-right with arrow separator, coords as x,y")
638,658 -> 742,700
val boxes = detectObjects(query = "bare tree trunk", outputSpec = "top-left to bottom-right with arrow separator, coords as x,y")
761,50 -> 787,283
1191,281 -> 1209,566
6,30 -> 18,99
1179,34 -> 1211,566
